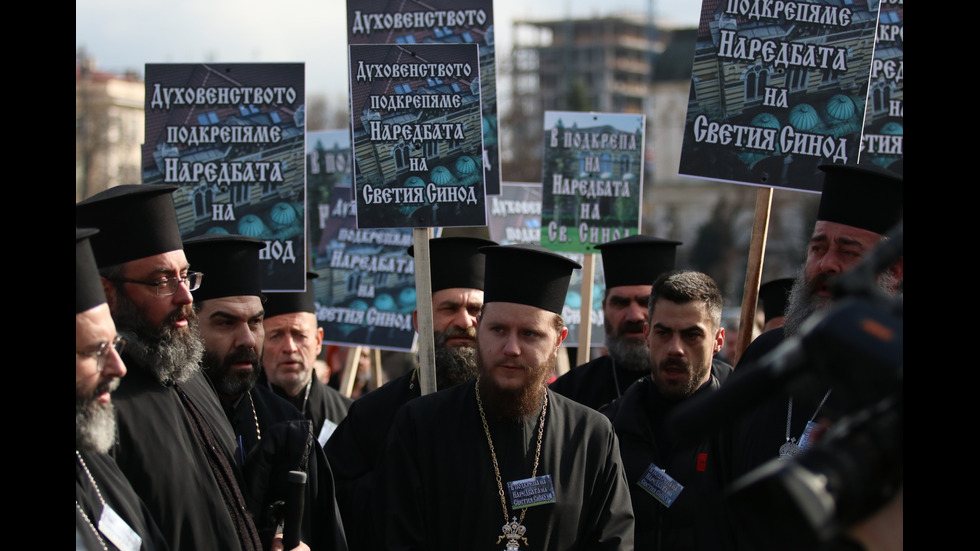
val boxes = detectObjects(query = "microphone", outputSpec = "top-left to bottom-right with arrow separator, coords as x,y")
281,470 -> 307,550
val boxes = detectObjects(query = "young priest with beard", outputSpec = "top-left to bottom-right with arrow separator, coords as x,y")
376,244 -> 634,550
325,236 -> 494,551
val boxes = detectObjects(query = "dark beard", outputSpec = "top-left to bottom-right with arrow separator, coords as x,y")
202,346 -> 261,399
604,317 -> 652,372
112,291 -> 203,384
433,326 -> 479,390
476,354 -> 552,421
651,356 -> 705,401
75,379 -> 119,454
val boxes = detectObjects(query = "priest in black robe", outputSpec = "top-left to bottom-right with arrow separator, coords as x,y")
376,244 -> 634,550
184,234 -> 348,551
261,272 -> 352,446
550,235 -> 682,410
716,164 -> 903,550
325,236 -> 493,551
77,186 -> 263,551
76,227 -> 169,551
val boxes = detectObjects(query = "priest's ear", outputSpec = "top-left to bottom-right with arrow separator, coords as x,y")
101,276 -> 117,310
554,314 -> 568,347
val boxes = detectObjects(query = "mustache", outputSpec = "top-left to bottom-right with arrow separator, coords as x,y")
806,272 -> 834,294
435,325 -> 477,348
77,376 -> 120,405
96,377 -> 120,396
658,357 -> 689,370
491,359 -> 531,371
617,320 -> 646,335
444,326 -> 476,339
165,305 -> 196,326
225,346 -> 259,366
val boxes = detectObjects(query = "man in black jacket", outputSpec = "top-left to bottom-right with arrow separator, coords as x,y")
606,270 -> 729,550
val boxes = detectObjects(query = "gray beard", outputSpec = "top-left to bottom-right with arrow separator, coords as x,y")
782,270 -> 826,338
76,385 -> 118,454
112,293 -> 203,384
604,332 -> 652,372
783,268 -> 898,337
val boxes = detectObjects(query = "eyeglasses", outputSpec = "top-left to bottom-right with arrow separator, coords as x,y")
76,335 -> 127,372
114,271 -> 203,296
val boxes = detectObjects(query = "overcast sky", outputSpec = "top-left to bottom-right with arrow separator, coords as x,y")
77,0 -> 702,101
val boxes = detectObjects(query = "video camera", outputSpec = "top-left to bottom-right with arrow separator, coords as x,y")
676,222 -> 903,549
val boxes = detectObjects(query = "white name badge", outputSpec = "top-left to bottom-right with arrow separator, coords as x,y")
507,474 -> 556,509
99,504 -> 142,551
637,463 -> 684,507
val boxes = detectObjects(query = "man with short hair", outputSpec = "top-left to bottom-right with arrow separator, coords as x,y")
377,244 -> 635,550
76,185 -> 263,551
550,235 -> 681,409
183,234 -> 348,551
324,236 -> 495,550
262,272 -> 352,447
76,227 -> 168,551
605,270 -> 729,550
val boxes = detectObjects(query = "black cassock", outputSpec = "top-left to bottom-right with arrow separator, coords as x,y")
714,328 -> 846,551
325,369 -> 420,551
550,355 -> 646,410
605,364 -> 730,551
112,363 -> 259,551
226,383 -> 349,551
76,450 -> 169,551
376,379 -> 635,551
266,374 -> 352,446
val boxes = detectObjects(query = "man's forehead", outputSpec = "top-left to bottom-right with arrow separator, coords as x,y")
482,301 -> 549,325
650,299 -> 712,325
607,285 -> 652,299
432,287 -> 484,305
810,220 -> 883,247
200,295 -> 264,318
264,311 -> 317,329
76,303 -> 117,342
122,250 -> 189,276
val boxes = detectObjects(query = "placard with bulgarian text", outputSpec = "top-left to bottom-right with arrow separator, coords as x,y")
540,111 -> 645,254
860,1 -> 902,174
349,43 -> 486,229
142,63 -> 306,291
305,130 -> 416,352
348,0 -> 502,195
679,0 -> 882,191
488,182 -> 605,347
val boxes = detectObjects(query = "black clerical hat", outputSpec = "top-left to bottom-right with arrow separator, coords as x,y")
596,235 -> 681,289
76,228 -> 106,314
75,185 -> 184,268
817,164 -> 903,235
480,244 -> 580,314
408,237 -> 497,292
758,278 -> 794,324
264,272 -> 318,318
183,234 -> 264,301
